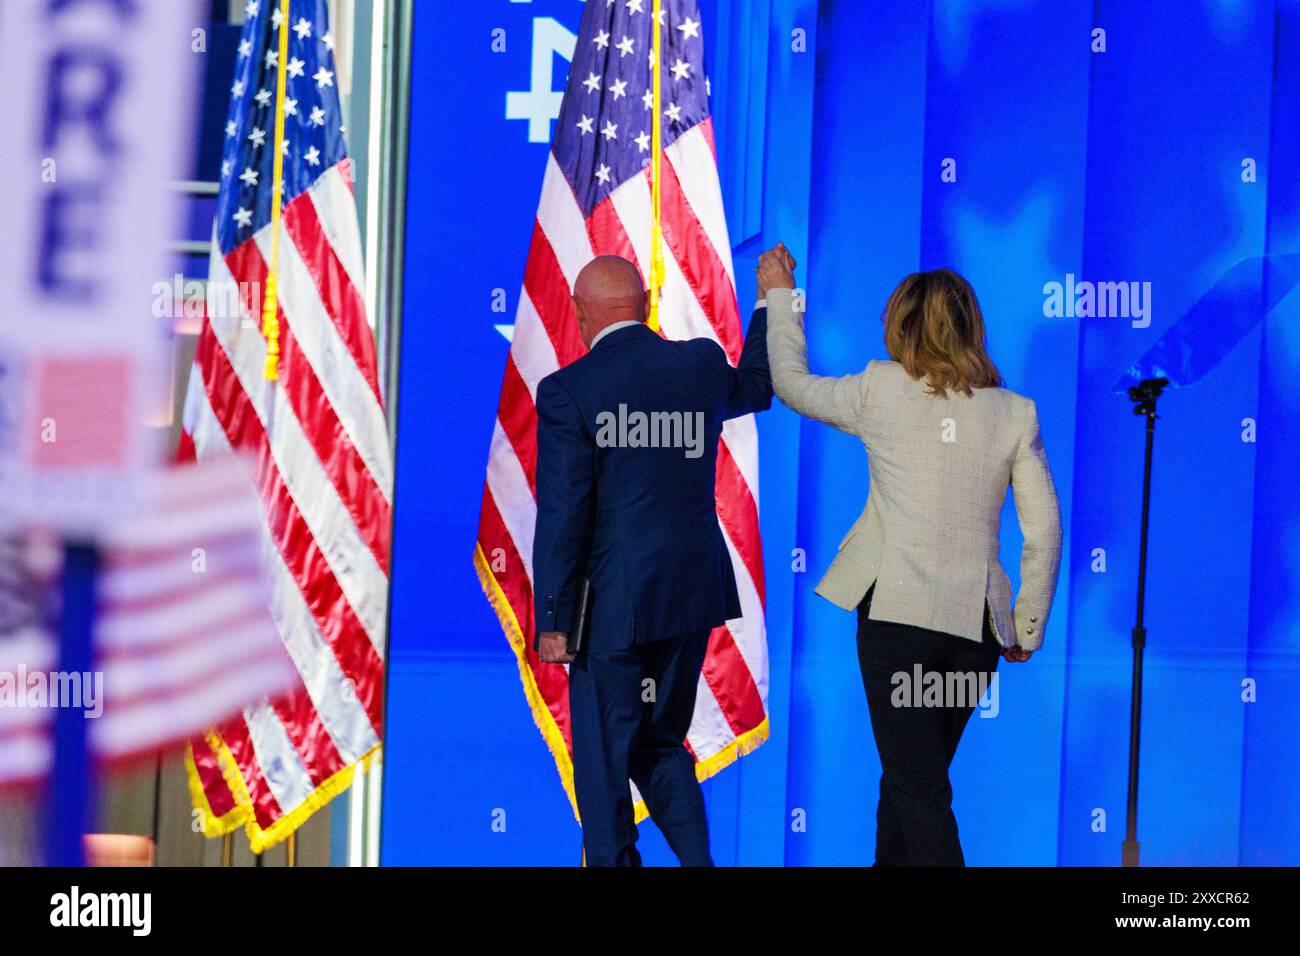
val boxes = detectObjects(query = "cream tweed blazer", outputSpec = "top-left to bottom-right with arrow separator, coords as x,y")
765,288 -> 1062,649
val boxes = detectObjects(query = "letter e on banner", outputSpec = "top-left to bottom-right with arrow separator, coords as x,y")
0,0 -> 204,533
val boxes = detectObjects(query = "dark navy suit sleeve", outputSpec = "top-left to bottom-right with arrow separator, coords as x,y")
702,305 -> 773,419
533,373 -> 594,637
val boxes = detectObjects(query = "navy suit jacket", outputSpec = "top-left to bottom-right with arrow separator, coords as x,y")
533,308 -> 772,653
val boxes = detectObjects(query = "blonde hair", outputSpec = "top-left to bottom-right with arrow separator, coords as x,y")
882,269 -> 1003,397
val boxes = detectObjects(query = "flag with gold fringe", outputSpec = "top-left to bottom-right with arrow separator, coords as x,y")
181,0 -> 390,853
474,0 -> 769,821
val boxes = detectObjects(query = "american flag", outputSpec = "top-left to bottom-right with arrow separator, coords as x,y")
474,0 -> 769,818
94,457 -> 300,764
0,536 -> 54,784
0,458 -> 298,786
180,0 -> 390,852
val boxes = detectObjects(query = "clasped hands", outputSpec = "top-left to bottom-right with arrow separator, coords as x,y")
756,242 -> 797,299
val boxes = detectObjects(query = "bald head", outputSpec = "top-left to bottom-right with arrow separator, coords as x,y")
572,255 -> 648,348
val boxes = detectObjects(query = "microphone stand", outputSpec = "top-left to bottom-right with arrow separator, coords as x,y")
1121,377 -> 1168,867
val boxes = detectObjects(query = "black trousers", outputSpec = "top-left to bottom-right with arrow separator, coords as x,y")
856,588 -> 1001,866
567,630 -> 713,867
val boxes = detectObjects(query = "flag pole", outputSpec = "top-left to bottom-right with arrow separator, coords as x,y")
647,0 -> 665,332
44,543 -> 100,866
261,0 -> 293,381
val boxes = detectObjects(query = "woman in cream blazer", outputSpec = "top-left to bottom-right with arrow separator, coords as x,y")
758,245 -> 1062,866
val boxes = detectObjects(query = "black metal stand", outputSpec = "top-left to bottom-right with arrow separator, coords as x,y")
1121,377 -> 1167,868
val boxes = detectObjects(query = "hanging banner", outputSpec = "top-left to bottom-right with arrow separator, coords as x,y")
0,0 -> 203,532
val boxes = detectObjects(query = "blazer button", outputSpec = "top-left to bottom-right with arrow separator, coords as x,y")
1030,615 -> 1038,623
1025,627 -> 1035,635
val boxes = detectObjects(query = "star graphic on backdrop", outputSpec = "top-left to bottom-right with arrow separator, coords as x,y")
951,194 -> 1059,360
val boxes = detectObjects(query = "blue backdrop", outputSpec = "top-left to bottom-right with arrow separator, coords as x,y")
381,0 -> 1300,866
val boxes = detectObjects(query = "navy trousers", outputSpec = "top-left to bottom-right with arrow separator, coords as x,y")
567,629 -> 713,867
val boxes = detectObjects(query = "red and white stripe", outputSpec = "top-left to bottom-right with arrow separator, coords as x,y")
477,118 -> 768,810
0,457 -> 299,785
94,456 -> 300,761
183,160 -> 390,847
0,629 -> 55,786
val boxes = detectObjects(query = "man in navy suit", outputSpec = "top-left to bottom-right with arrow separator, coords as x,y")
533,254 -> 772,866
